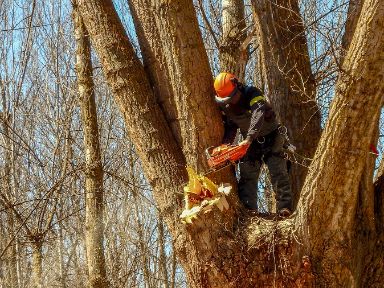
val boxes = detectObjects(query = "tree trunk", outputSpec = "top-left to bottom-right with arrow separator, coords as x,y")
57,223 -> 67,288
158,214 -> 170,288
78,0 -> 384,287
151,1 -> 231,172
220,0 -> 247,80
251,0 -> 322,206
32,241 -> 43,288
253,46 -> 266,92
341,0 -> 364,61
72,5 -> 108,288
127,0 -> 182,146
341,0 -> 379,241
341,0 -> 378,230
296,0 -> 384,286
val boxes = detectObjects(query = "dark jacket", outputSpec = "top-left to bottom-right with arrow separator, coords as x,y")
218,85 -> 279,144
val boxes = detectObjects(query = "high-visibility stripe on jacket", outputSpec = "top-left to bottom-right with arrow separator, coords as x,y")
250,95 -> 265,106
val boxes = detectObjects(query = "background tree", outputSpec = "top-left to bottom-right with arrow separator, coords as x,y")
219,0 -> 248,80
72,3 -> 108,287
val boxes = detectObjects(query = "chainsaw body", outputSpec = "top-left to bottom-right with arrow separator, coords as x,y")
205,143 -> 250,170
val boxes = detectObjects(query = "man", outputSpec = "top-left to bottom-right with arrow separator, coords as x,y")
214,72 -> 292,217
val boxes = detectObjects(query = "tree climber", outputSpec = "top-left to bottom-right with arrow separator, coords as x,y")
213,72 -> 292,217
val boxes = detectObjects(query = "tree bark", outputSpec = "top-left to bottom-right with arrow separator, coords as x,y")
251,0 -> 322,206
254,46 -> 266,92
220,0 -> 248,80
127,0 -> 182,146
72,5 -> 108,288
151,1 -> 224,172
341,0 -> 364,62
342,0 -> 377,232
341,1 -> 380,245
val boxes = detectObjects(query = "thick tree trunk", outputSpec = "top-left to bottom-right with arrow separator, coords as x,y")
253,46 -> 266,92
127,0 -> 182,146
78,0 -> 384,287
151,1 -> 225,172
74,6 -> 197,285
341,1 -> 380,244
220,0 -> 247,80
72,5 -> 108,288
128,0 -> 228,174
296,1 -> 384,286
251,0 -> 322,206
341,0 -> 377,231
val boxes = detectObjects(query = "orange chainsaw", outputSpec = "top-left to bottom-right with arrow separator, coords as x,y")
205,143 -> 250,171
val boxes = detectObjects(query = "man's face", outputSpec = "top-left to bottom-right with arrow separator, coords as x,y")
230,90 -> 242,104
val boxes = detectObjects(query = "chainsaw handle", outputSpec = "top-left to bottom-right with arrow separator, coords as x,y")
205,146 -> 215,159
240,143 -> 251,150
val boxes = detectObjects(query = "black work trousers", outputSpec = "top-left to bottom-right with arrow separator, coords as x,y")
238,131 -> 292,212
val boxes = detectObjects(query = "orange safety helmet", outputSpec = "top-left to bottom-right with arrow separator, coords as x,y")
214,72 -> 239,104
